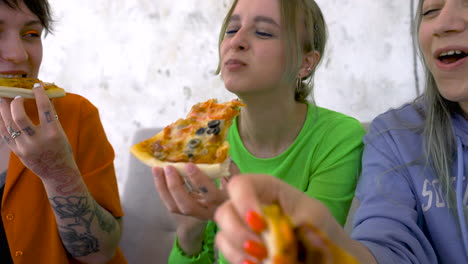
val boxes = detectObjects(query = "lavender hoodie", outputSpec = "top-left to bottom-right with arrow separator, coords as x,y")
352,101 -> 468,263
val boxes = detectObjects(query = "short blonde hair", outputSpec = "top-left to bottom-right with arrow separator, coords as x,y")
216,0 -> 328,103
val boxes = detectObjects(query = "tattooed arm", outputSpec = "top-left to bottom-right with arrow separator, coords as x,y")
43,171 -> 121,264
0,86 -> 122,264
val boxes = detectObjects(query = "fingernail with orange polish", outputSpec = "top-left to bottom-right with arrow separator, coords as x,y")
243,240 -> 267,260
246,211 -> 266,233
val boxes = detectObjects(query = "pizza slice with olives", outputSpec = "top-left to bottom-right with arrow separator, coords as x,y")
131,99 -> 244,179
0,77 -> 66,98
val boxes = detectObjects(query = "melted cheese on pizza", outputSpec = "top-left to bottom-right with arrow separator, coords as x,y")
0,77 -> 61,91
137,99 -> 244,164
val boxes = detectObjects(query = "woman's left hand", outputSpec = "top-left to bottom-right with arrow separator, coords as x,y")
0,83 -> 79,183
153,162 -> 235,221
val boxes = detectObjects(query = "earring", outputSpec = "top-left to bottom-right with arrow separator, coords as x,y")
296,78 -> 302,93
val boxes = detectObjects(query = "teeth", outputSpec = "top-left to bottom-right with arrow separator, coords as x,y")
0,74 -> 24,78
440,50 -> 464,57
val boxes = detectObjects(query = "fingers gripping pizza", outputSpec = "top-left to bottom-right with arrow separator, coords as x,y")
0,77 -> 66,98
131,99 -> 244,179
260,204 -> 359,264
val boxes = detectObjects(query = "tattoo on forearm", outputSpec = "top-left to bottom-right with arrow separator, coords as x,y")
21,126 -> 35,136
45,111 -> 53,123
93,200 -> 117,233
50,196 -> 99,257
26,150 -> 85,195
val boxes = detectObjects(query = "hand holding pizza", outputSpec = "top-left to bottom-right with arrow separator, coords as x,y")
152,163 -> 230,221
153,162 -> 240,255
0,83 -> 79,183
214,174 -> 362,264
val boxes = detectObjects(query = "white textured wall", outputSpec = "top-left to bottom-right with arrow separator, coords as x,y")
41,0 -> 422,193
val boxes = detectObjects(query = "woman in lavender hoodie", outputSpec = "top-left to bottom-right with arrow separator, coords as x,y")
213,0 -> 468,263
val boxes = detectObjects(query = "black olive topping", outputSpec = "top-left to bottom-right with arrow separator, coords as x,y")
207,120 -> 221,128
188,138 -> 201,149
195,127 -> 206,135
207,126 -> 221,135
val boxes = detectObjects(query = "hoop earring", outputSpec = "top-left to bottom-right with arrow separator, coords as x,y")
296,78 -> 302,94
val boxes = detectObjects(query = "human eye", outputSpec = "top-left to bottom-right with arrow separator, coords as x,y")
226,28 -> 238,35
256,30 -> 273,38
225,25 -> 240,37
422,8 -> 440,17
22,29 -> 42,40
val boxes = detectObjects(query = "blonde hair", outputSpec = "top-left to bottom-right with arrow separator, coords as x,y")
215,0 -> 328,103
415,0 -> 467,230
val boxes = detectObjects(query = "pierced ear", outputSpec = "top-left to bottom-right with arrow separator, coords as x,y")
298,50 -> 321,79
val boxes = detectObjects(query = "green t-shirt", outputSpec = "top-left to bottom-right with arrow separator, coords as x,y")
169,104 -> 365,264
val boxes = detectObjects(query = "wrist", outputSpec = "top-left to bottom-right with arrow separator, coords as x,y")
176,222 -> 207,256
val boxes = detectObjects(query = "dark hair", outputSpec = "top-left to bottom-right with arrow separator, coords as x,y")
2,0 -> 53,33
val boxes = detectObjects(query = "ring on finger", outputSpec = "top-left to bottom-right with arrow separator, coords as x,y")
11,130 -> 21,139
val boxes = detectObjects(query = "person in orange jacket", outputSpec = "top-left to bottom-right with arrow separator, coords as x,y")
0,0 -> 126,263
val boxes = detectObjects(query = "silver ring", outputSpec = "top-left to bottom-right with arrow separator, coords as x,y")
11,130 -> 21,139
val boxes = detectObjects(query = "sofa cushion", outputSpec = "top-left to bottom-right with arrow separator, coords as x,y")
119,128 -> 177,264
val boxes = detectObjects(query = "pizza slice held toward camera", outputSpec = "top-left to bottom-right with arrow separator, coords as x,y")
0,77 -> 66,98
259,203 -> 359,264
131,98 -> 244,179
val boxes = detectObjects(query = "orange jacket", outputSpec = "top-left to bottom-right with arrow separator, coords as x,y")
1,93 -> 126,263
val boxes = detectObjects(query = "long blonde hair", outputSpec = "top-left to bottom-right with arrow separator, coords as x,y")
415,0 -> 467,230
215,0 -> 327,103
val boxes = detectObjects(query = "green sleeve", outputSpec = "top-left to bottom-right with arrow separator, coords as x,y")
307,118 -> 365,225
168,221 -> 217,264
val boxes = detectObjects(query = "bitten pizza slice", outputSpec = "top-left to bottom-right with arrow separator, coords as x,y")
0,77 -> 66,98
261,203 -> 359,264
131,98 -> 244,179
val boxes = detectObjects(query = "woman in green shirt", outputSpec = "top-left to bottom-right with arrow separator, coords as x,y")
152,0 -> 365,263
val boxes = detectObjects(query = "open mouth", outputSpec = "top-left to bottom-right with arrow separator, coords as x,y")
0,74 -> 27,78
438,50 -> 468,64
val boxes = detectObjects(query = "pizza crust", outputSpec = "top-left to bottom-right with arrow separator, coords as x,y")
0,86 -> 66,99
130,144 -> 231,179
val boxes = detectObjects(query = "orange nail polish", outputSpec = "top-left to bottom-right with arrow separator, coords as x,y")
242,260 -> 257,264
243,240 -> 267,260
246,211 -> 266,233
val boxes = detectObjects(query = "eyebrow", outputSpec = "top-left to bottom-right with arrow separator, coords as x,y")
228,14 -> 280,28
0,19 -> 42,27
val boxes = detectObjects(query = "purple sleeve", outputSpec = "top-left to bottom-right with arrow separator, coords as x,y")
351,117 -> 438,264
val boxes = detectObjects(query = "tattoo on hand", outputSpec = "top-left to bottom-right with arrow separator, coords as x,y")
45,111 -> 53,123
50,196 -> 99,257
22,126 -> 35,136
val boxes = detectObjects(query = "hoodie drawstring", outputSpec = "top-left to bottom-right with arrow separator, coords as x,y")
456,136 -> 468,258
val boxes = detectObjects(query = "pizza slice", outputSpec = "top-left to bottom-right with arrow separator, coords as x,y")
261,203 -> 359,264
131,98 -> 244,179
0,77 -> 66,98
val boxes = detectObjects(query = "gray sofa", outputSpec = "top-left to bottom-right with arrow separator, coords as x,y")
119,127 -> 361,264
